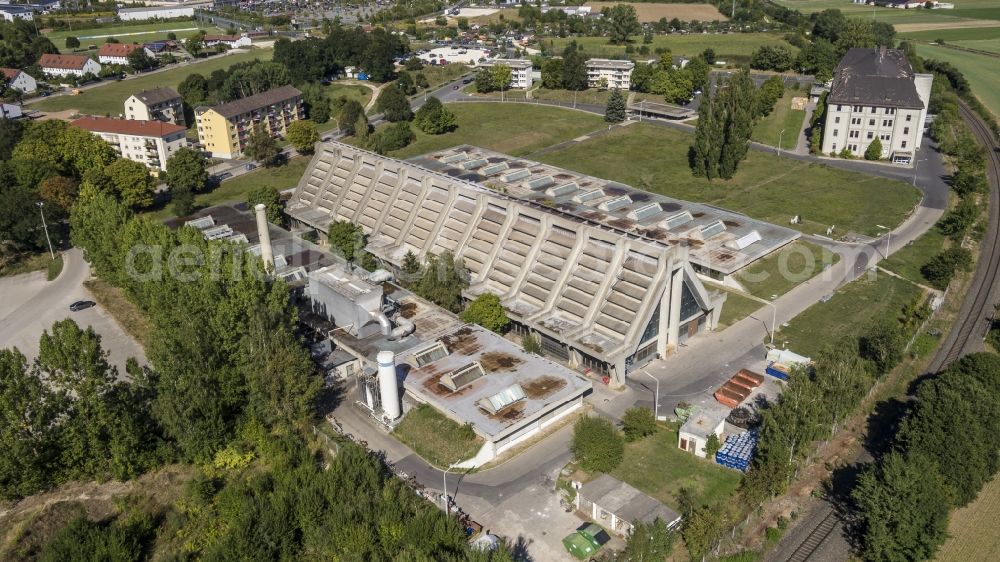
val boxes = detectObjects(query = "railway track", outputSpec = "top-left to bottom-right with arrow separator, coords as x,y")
776,102 -> 1000,562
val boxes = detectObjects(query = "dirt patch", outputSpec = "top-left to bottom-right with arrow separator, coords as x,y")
399,301 -> 418,319
586,1 -> 727,23
608,218 -> 635,230
522,375 -> 568,399
480,351 -> 523,372
486,401 -> 526,421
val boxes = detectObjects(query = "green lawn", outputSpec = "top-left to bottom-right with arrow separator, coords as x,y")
325,83 -> 373,106
775,0 -> 1000,20
0,252 -> 57,278
735,241 -> 840,300
916,43 -> 1000,120
33,48 -> 273,116
717,289 -> 764,329
367,102 -> 605,159
776,274 -> 925,358
881,227 -> 947,286
415,63 -> 471,90
900,27 -> 1000,42
44,20 -> 212,49
609,422 -> 743,511
393,404 -> 484,468
545,32 -> 796,61
950,38 -> 1000,54
537,124 -> 921,237
532,87 -> 615,106
752,89 -> 808,150
145,157 -> 308,221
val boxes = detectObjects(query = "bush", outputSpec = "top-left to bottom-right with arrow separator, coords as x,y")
368,121 -> 415,154
414,97 -> 457,135
522,333 -> 542,355
921,247 -> 973,290
459,293 -> 509,333
621,406 -> 656,441
571,416 -> 624,472
860,320 -> 905,375
865,138 -> 883,161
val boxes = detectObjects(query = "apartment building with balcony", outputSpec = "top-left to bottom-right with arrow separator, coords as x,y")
125,87 -> 185,127
195,85 -> 304,159
480,58 -> 533,89
586,59 -> 634,90
821,47 -> 933,164
71,116 -> 187,172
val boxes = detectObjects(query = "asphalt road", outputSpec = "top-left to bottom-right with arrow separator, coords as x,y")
0,249 -> 147,373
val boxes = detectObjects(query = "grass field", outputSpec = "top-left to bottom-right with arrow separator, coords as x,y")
752,89 -> 808,149
393,404 -> 484,467
900,26 -> 1000,41
416,63 -> 471,90
32,48 -> 273,116
537,123 -> 921,237
936,475 -> 1000,561
83,278 -> 152,348
881,227 -> 947,286
735,241 -> 840,300
915,43 -> 1000,119
0,252 -> 57,278
325,83 -> 372,106
950,37 -> 1000,53
146,157 -> 308,221
584,2 -> 728,22
610,422 -> 743,511
370,102 -> 605,159
776,273 -> 924,357
545,33 -> 795,61
775,0 -> 1000,20
532,87 -> 616,106
717,289 -> 764,329
45,21 -> 218,52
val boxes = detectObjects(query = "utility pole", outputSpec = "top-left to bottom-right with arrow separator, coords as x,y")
36,202 -> 55,260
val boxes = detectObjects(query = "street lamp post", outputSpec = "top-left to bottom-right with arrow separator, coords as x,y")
641,370 -> 659,420
777,128 -> 786,155
766,301 -> 776,344
36,202 -> 55,260
442,462 -> 460,512
876,224 -> 892,259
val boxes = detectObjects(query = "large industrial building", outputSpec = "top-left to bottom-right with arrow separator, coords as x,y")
286,142 -> 799,385
821,47 -> 933,163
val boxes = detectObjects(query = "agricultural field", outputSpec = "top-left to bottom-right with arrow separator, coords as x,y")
536,123 -> 921,237
367,102 -> 605,159
752,89 -> 808,149
32,48 -> 273,116
935,473 -> 1000,561
44,20 -> 218,52
775,0 -> 1000,20
900,26 -> 1000,42
916,43 -> 1000,119
775,273 -> 924,357
544,32 -> 796,61
584,2 -> 728,22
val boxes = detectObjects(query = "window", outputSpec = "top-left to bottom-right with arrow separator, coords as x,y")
837,104 -> 843,111
853,105 -> 862,112
906,114 -> 912,122
883,119 -> 893,127
833,129 -> 839,136
849,130 -> 859,139
869,119 -> 876,126
867,132 -> 874,139
903,127 -> 909,135
887,108 -> 896,115
881,134 -> 890,141
851,117 -> 861,125
835,117 -> 841,124
901,141 -> 907,148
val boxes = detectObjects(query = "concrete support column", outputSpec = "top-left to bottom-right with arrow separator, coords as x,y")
666,267 -> 683,353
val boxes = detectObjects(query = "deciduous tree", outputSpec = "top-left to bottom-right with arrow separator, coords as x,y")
459,293 -> 509,333
570,416 -> 624,472
287,120 -> 320,155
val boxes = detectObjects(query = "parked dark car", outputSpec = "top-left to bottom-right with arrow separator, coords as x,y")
69,300 -> 96,312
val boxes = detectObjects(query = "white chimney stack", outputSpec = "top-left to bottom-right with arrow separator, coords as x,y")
377,350 -> 401,420
254,203 -> 274,272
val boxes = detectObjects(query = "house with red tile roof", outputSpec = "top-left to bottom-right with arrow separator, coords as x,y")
97,43 -> 154,65
0,68 -> 36,93
38,53 -> 101,78
72,116 -> 187,172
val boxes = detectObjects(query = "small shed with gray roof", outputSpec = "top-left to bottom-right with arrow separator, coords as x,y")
576,474 -> 682,536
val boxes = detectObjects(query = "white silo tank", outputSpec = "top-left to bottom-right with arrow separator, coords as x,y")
377,351 -> 401,420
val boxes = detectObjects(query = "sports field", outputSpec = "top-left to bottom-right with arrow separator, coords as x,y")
584,2 -> 728,22
935,475 -> 1000,561
32,48 -> 273,116
916,43 -> 1000,119
536,123 -> 921,237
547,33 -> 795,60
44,20 -> 219,52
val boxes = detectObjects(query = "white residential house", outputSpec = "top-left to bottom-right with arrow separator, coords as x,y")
38,53 -> 101,78
479,58 -> 532,89
1,68 -> 37,93
586,58 -> 635,90
0,5 -> 32,21
71,116 -> 187,172
202,34 -> 252,49
125,87 -> 186,127
98,43 -> 154,66
821,47 -> 933,163
0,103 -> 22,119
